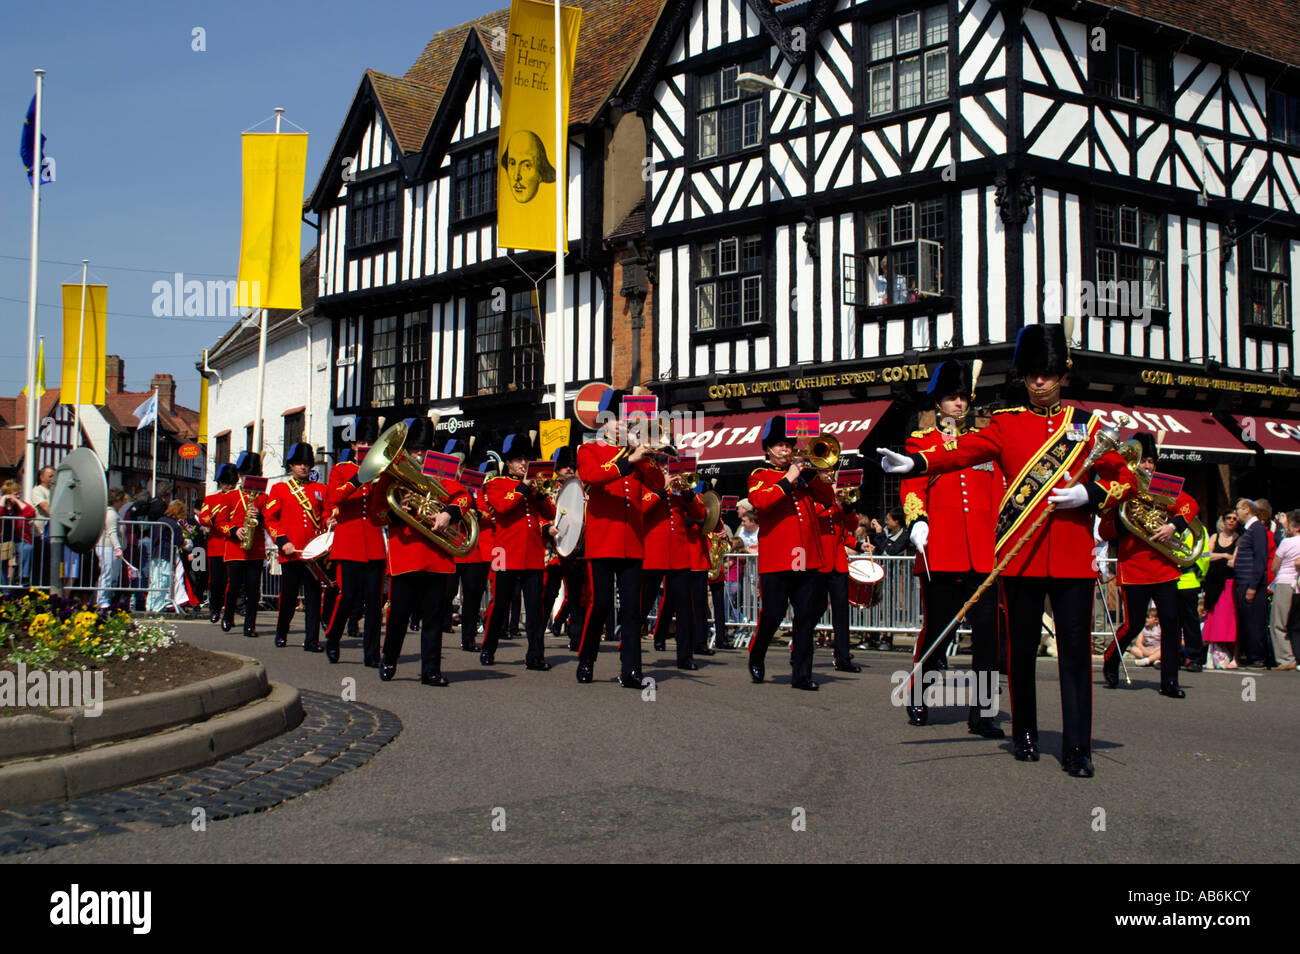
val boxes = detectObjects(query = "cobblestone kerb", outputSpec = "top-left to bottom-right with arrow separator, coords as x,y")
0,691 -> 401,856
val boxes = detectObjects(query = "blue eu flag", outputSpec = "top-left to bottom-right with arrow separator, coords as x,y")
20,96 -> 50,185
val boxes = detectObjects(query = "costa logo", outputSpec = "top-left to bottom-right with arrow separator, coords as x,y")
1264,420 -> 1300,442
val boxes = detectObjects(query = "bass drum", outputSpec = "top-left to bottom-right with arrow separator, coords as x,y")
552,478 -> 587,558
847,557 -> 885,607
301,531 -> 336,588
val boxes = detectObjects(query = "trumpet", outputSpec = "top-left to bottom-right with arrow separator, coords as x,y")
776,433 -> 842,472
836,485 -> 860,506
529,474 -> 559,498
668,470 -> 698,494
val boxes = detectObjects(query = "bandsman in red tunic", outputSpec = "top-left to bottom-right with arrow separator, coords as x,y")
899,359 -> 1005,735
480,433 -> 556,671
219,452 -> 270,638
641,450 -> 708,670
198,462 -> 238,624
817,469 -> 866,675
575,390 -> 663,687
447,438 -> 491,654
881,324 -> 1126,777
321,416 -> 387,666
263,443 -> 327,652
1099,431 -> 1199,699
747,414 -> 835,690
373,416 -> 469,685
541,447 -> 584,647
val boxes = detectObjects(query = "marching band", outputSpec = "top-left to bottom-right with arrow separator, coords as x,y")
195,356 -> 1201,779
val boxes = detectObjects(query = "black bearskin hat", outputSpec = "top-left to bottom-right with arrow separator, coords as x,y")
926,359 -> 973,400
405,416 -> 437,453
1011,324 -> 1070,378
352,416 -> 380,445
285,442 -> 314,466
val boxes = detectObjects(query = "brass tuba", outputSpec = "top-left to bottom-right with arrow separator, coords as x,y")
357,421 -> 480,557
796,433 -> 841,472
1095,431 -> 1207,568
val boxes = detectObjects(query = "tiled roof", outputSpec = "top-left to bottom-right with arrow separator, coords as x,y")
1096,0 -> 1300,67
607,196 -> 646,241
204,248 -> 319,365
406,9 -> 513,94
367,69 -> 444,155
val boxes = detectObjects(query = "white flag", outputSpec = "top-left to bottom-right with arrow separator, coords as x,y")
133,391 -> 158,429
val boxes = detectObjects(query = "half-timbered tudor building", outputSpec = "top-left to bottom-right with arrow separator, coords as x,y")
308,1 -> 665,461
618,0 -> 1300,509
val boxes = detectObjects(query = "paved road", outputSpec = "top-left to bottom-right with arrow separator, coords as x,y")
12,619 -> 1297,863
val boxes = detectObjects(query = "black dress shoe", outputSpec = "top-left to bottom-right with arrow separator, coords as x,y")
220,619 -> 232,633
209,614 -> 220,624
244,630 -> 259,639
834,659 -> 862,673
749,663 -> 765,683
906,705 -> 928,726
274,634 -> 287,648
967,716 -> 1005,739
1062,747 -> 1095,777
619,670 -> 644,688
303,642 -> 324,653
1012,732 -> 1040,762
420,673 -> 449,687
677,658 -> 699,671
653,639 -> 666,652
791,678 -> 819,691
696,647 -> 716,657
1159,684 -> 1186,699
1102,655 -> 1119,688
1181,661 -> 1203,673
461,642 -> 480,652
379,661 -> 396,681
325,641 -> 340,664
479,652 -> 495,666
568,640 -> 580,652
363,659 -> 379,669
525,659 -> 552,671
576,662 -> 594,684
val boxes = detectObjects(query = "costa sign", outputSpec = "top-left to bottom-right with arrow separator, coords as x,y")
676,400 -> 891,464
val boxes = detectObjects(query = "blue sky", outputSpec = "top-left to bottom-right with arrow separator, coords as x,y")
2,0 -> 502,409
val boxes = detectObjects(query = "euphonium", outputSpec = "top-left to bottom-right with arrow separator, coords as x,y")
1095,432 -> 1206,568
358,421 -> 480,557
796,433 -> 841,472
707,532 -> 730,583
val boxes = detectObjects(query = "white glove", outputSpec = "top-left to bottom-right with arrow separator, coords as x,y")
1047,484 -> 1090,509
877,447 -> 914,475
909,521 -> 929,550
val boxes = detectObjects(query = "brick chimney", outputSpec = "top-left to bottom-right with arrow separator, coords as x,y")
151,373 -> 175,412
105,355 -> 124,393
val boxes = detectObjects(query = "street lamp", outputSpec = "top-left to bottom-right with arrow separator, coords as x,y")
736,72 -> 812,103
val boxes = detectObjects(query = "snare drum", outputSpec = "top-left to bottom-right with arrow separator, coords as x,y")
847,558 -> 885,607
301,531 -> 336,588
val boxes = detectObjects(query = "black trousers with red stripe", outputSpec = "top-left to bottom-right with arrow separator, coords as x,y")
1103,579 -> 1181,688
752,570 -> 828,684
1003,577 -> 1093,753
824,570 -> 853,664
324,559 -> 385,666
482,568 -> 547,664
458,561 -> 490,650
710,578 -> 726,647
580,558 -> 642,675
206,555 -> 226,620
912,571 -> 999,707
222,559 -> 262,635
276,559 -> 323,646
383,570 -> 452,679
690,571 -> 709,653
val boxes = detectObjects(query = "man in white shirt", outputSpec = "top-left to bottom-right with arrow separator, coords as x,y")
28,466 -> 54,586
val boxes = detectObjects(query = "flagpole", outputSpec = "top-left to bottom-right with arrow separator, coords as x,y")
23,68 -> 45,502
151,388 -> 158,498
553,1 -> 566,423
73,259 -> 88,448
251,107 -> 283,462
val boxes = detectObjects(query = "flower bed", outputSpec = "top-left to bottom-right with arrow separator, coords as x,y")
1,589 -> 175,670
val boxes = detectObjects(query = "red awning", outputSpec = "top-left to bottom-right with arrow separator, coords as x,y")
1231,414 -> 1300,456
1067,401 -> 1250,461
676,401 -> 893,465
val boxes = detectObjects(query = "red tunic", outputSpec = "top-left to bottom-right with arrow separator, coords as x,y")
900,425 -> 1005,576
914,404 -> 1124,578
325,461 -> 387,562
372,474 -> 470,575
262,478 -> 326,562
747,466 -> 834,574
576,441 -> 663,560
1097,473 -> 1199,586
456,487 -> 493,565
484,476 -> 556,571
198,492 -> 232,561
816,500 -> 858,574
218,488 -> 270,562
642,488 -> 707,572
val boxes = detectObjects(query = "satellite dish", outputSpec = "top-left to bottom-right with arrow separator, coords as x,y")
49,447 -> 107,555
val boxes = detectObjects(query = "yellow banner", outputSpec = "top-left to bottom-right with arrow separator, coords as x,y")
539,418 -> 571,461
237,132 -> 308,310
497,0 -> 581,252
199,372 -> 209,447
60,283 -> 108,405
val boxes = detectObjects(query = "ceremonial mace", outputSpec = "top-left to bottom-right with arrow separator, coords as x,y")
890,426 -> 1122,705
